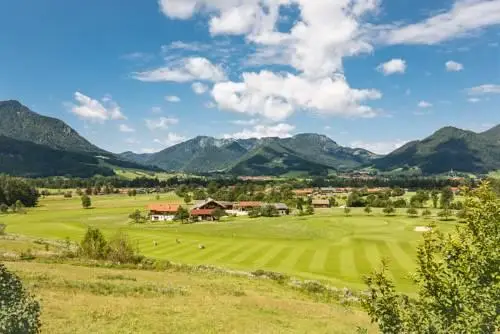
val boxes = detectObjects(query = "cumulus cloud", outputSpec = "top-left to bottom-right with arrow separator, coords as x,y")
133,57 -> 226,82
467,84 -> 500,95
69,92 -> 126,122
445,60 -> 464,71
223,123 -> 295,139
125,138 -> 140,144
230,119 -> 259,126
165,95 -> 181,102
350,139 -> 409,155
377,59 -> 407,75
154,133 -> 187,147
151,106 -> 162,113
192,82 -> 209,94
468,98 -> 481,103
418,101 -> 433,108
145,117 -> 179,130
119,124 -> 135,133
382,0 -> 500,45
212,71 -> 381,121
141,148 -> 158,154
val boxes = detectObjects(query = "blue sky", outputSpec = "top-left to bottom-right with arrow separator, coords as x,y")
0,0 -> 499,154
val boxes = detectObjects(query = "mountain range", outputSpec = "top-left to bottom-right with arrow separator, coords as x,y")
0,100 -> 499,177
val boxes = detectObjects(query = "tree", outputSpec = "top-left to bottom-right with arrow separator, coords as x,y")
106,232 -> 139,264
80,226 -> 108,259
391,187 -> 405,197
344,207 -> 351,216
260,205 -> 279,217
81,195 -> 92,209
0,223 -> 6,235
296,197 -> 304,212
361,182 -> 499,333
174,207 -> 189,223
437,208 -> 453,221
382,204 -> 396,216
212,207 -> 226,221
440,187 -> 454,209
431,190 -> 439,208
406,207 -> 418,217
193,189 -> 207,201
305,205 -> 314,216
63,191 -> 72,198
15,200 -> 26,214
129,210 -> 145,224
329,197 -> 338,207
421,208 -> 432,219
0,264 -> 41,334
183,194 -> 192,205
364,205 -> 372,215
0,203 -> 8,213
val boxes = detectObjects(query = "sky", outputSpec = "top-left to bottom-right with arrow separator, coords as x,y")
0,0 -> 499,154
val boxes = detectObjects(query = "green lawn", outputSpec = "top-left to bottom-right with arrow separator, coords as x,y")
1,193 -> 457,291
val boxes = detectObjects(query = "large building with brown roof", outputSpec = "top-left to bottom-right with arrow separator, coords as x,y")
148,204 -> 181,222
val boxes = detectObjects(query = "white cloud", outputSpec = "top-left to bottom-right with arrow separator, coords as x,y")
133,57 -> 226,83
154,133 -> 187,147
212,71 -> 381,121
192,82 -> 209,94
418,101 -> 433,108
205,101 -> 217,109
141,148 -> 158,154
230,119 -> 259,126
445,60 -> 464,71
382,0 -> 500,45
119,124 -> 135,133
350,139 -> 409,155
165,95 -> 181,102
468,98 -> 481,103
377,59 -> 407,75
125,138 -> 140,144
467,84 -> 500,95
223,123 -> 295,139
151,106 -> 162,114
69,92 -> 126,122
145,117 -> 179,130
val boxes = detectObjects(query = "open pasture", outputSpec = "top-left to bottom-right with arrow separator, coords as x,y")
1,193 -> 456,291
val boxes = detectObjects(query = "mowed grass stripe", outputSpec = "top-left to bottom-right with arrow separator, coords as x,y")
386,242 -> 415,273
294,249 -> 316,273
216,242 -> 254,263
230,243 -> 268,263
309,247 -> 328,273
278,247 -> 306,272
363,241 -> 383,272
398,241 -> 417,260
238,244 -> 274,267
264,246 -> 294,268
339,246 -> 358,282
252,245 -> 287,269
352,240 -> 373,278
323,246 -> 342,277
191,242 -> 233,262
374,240 -> 410,283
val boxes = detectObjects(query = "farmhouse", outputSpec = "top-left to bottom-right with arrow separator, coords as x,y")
312,199 -> 330,208
148,204 -> 180,222
293,188 -> 314,196
190,198 -> 228,221
272,203 -> 290,216
235,201 -> 263,212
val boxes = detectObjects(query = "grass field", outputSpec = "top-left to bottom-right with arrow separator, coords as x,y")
4,261 -> 375,333
1,193 -> 457,291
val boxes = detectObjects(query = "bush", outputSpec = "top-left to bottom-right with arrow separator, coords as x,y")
0,203 -> 8,213
252,270 -> 289,283
422,209 -> 432,218
81,195 -> 92,209
344,207 -> 351,216
129,210 -> 145,224
107,232 -> 140,264
0,223 -> 5,235
406,207 -> 418,217
80,227 -> 108,260
63,191 -> 72,198
0,264 -> 41,333
382,204 -> 396,216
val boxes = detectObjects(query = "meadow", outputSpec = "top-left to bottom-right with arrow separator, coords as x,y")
1,193 -> 456,291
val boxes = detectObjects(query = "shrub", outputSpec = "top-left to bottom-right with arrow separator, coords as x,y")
422,209 -> 432,218
252,270 -> 289,283
344,207 -> 351,216
0,203 -> 8,213
364,206 -> 372,215
0,264 -> 41,333
0,223 -> 5,235
129,210 -> 145,224
80,227 -> 108,260
406,207 -> 418,217
382,204 -> 396,216
81,195 -> 92,209
63,191 -> 72,198
305,205 -> 314,216
107,232 -> 140,264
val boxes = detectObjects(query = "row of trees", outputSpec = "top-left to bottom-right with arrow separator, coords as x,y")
0,175 -> 39,208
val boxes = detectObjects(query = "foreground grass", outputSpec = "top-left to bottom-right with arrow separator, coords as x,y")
4,261 -> 375,333
2,193 -> 457,291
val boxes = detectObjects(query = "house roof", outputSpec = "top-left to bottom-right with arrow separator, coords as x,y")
293,188 -> 314,194
237,201 -> 263,208
272,203 -> 289,210
190,208 -> 215,216
192,198 -> 230,210
312,199 -> 330,205
147,204 -> 181,213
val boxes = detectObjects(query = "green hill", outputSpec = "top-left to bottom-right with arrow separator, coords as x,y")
373,125 -> 500,174
121,134 -> 378,176
0,100 -> 161,177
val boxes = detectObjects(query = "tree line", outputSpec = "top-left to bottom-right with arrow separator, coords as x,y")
0,175 -> 39,208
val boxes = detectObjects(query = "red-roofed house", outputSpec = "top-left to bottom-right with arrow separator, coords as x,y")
235,201 -> 263,212
148,204 -> 181,222
190,208 -> 218,221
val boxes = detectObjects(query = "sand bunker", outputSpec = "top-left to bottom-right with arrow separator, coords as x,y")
414,226 -> 432,232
